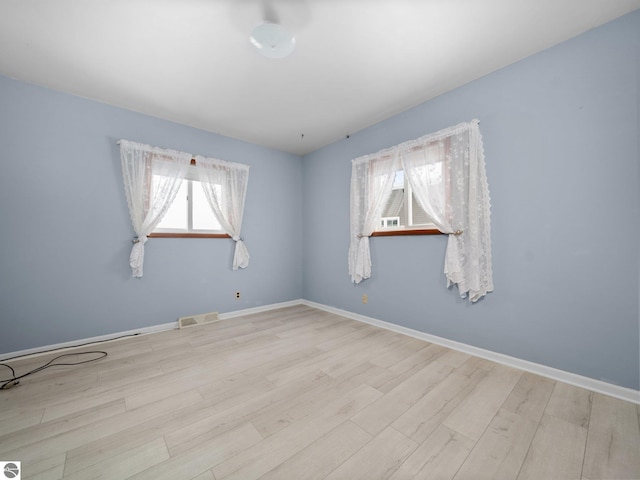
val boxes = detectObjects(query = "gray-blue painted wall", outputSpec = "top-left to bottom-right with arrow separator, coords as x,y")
0,75 -> 303,353
302,11 -> 640,390
1,11 -> 638,391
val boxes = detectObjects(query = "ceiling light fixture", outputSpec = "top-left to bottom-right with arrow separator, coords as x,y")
250,23 -> 296,59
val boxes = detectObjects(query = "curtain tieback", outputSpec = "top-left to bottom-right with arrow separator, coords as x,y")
232,235 -> 243,242
132,235 -> 148,244
357,233 -> 369,238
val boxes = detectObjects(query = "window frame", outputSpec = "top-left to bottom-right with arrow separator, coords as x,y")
373,168 -> 444,237
149,159 -> 230,239
371,228 -> 442,237
379,216 -> 400,228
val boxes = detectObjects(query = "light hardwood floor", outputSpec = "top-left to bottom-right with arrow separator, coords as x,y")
1,305 -> 639,479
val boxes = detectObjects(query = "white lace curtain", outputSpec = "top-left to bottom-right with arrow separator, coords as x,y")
348,120 -> 493,302
348,148 -> 400,284
119,140 -> 250,277
119,140 -> 191,277
195,155 -> 250,270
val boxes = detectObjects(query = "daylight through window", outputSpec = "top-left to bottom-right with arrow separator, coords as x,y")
153,175 -> 223,234
377,167 -> 441,233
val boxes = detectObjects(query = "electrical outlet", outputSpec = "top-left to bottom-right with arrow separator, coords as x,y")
362,294 -> 368,304
235,291 -> 240,299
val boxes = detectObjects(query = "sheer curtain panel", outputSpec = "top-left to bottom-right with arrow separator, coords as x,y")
349,149 -> 400,283
119,140 -> 191,277
348,120 -> 493,302
402,120 -> 493,301
196,155 -> 250,270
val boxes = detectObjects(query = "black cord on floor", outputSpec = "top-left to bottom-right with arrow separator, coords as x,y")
1,351 -> 108,389
0,332 -> 142,390
0,332 -> 141,363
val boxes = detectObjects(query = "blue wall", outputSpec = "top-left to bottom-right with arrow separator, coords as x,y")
1,11 -> 638,391
302,11 -> 640,390
0,76 -> 303,353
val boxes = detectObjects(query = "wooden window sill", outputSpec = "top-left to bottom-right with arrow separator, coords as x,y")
148,233 -> 230,239
371,228 -> 444,237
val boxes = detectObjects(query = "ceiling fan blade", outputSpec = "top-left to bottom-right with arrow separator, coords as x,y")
261,0 -> 280,24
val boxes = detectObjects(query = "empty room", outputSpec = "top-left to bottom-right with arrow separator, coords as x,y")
0,1 -> 639,479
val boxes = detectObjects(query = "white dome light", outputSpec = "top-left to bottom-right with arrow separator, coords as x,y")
250,23 -> 296,59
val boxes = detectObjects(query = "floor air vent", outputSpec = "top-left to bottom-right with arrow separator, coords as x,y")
178,311 -> 219,329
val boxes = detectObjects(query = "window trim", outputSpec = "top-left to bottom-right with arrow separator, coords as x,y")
373,169 -> 444,236
379,216 -> 400,228
151,158 -> 227,238
371,228 -> 443,237
148,232 -> 230,239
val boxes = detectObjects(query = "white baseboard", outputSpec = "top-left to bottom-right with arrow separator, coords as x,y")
0,322 -> 177,362
4,298 -> 637,405
0,299 -> 303,362
301,299 -> 640,405
219,299 -> 304,320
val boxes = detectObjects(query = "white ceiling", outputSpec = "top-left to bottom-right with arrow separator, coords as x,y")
1,1 -> 639,156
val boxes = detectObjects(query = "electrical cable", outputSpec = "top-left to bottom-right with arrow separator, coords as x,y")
1,351 -> 108,389
0,332 -> 141,363
0,332 -> 141,390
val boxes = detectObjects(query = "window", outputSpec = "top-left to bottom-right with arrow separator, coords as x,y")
153,179 -> 222,233
375,169 -> 441,235
150,163 -> 227,238
348,119 -> 493,302
380,216 -> 400,228
120,139 -> 250,276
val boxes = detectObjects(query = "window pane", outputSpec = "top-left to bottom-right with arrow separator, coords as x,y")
155,179 -> 187,230
380,170 -> 406,226
193,182 -> 222,231
411,193 -> 432,225
393,170 -> 404,188
376,168 -> 438,230
378,170 -> 402,229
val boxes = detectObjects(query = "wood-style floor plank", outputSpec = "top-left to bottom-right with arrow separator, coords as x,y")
323,426 -> 418,480
63,390 -> 205,475
0,399 -> 126,455
453,408 -> 538,480
129,423 -> 263,480
443,363 -> 523,441
391,368 -> 486,444
0,305 -> 637,480
25,452 -> 66,480
389,424 -> 474,480
582,392 -> 640,479
517,414 -> 588,480
62,436 -> 170,480
544,381 -> 593,428
258,420 -> 372,480
351,351 -> 459,436
212,384 -> 382,480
